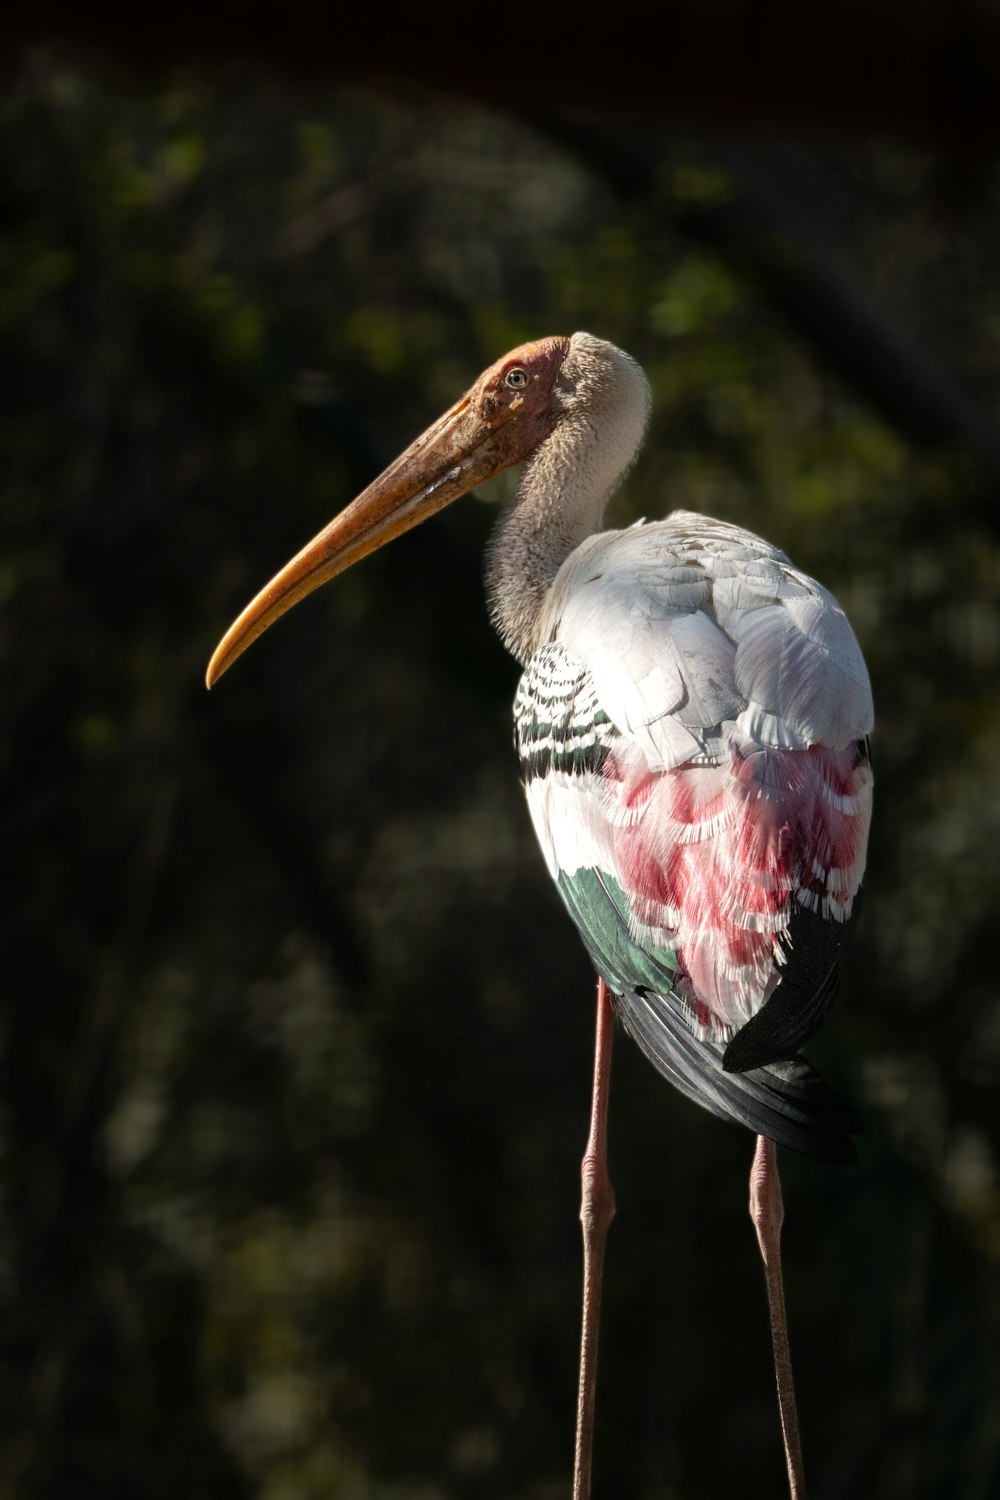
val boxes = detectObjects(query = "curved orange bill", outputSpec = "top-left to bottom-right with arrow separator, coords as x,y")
206,395 -> 517,688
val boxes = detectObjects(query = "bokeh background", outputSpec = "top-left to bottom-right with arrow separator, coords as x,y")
5,15 -> 1000,1498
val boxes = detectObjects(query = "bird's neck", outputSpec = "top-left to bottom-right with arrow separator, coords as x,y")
486,363 -> 649,665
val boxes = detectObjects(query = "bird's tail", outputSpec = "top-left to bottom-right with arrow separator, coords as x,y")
615,985 -> 860,1165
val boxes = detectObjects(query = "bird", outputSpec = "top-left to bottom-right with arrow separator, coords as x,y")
206,332 -> 873,1500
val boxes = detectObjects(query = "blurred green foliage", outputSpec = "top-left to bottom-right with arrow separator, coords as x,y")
3,59 -> 1000,1500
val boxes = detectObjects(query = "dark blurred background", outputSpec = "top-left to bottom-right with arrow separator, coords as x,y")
4,8 -> 1000,1497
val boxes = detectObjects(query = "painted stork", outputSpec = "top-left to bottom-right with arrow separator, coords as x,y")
207,334 -> 873,1500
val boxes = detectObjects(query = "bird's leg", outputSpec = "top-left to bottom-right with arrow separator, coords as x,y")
750,1134 -> 807,1500
572,977 -> 616,1500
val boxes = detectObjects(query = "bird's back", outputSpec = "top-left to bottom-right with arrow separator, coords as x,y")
516,512 -> 873,1162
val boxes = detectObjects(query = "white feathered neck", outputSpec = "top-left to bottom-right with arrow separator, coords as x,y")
485,332 -> 651,665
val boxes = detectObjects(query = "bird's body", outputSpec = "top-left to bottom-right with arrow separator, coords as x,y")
512,513 -> 871,1160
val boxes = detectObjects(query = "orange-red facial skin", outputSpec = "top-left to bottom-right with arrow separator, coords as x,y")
471,335 -> 571,458
205,335 -> 571,687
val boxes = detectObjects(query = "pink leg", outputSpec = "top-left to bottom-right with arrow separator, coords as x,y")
750,1134 -> 807,1499
572,978 -> 617,1500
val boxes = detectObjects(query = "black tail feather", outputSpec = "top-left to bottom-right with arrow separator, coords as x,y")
616,985 -> 859,1165
721,895 -> 862,1074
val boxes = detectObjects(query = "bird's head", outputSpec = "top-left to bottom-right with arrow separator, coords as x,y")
205,334 -> 572,687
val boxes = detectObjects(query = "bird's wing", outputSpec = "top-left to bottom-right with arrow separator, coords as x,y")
516,513 -> 872,1157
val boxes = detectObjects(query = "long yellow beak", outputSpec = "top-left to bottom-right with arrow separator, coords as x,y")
206,333 -> 571,687
206,395 -> 518,688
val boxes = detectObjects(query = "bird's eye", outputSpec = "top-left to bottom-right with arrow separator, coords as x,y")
504,367 -> 530,390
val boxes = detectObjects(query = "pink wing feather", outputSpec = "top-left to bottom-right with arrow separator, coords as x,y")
533,510 -> 874,1055
606,733 -> 872,1042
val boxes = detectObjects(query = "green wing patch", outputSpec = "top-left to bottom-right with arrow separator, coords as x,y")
556,866 -> 678,998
